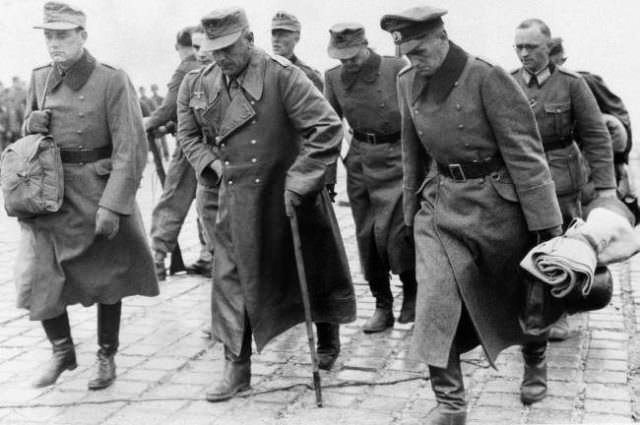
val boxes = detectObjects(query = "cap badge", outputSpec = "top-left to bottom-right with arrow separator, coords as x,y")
391,31 -> 402,43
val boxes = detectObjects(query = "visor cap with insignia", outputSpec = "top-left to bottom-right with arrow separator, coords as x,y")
33,1 -> 86,30
380,6 -> 447,54
201,7 -> 249,52
327,22 -> 366,59
272,11 -> 301,33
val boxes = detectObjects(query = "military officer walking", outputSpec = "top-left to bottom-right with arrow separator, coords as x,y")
381,6 -> 562,424
324,23 -> 417,333
269,11 -> 342,370
177,7 -> 356,402
18,1 -> 158,390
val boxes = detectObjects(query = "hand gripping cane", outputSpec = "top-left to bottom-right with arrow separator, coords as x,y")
289,208 -> 323,407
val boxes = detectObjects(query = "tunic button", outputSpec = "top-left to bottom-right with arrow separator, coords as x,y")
76,130 -> 82,134
453,82 -> 459,87
255,178 -> 260,183
457,124 -> 464,130
220,143 -> 225,149
224,161 -> 230,165
418,130 -> 423,136
251,140 -> 256,145
456,104 -> 462,111
228,180 -> 233,185
78,112 -> 85,117
379,103 -> 385,108
216,136 -> 221,142
252,120 -> 257,124
251,158 -> 257,163
79,95 -> 85,100
250,101 -> 255,105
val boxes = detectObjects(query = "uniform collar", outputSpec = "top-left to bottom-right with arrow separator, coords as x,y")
414,41 -> 467,104
228,48 -> 265,101
340,48 -> 381,89
522,63 -> 554,87
50,49 -> 96,92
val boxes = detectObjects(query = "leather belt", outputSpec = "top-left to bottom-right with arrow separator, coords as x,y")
436,156 -> 505,181
353,130 -> 401,145
543,138 -> 573,151
60,146 -> 112,164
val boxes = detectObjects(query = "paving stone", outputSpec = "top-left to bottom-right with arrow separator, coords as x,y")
583,398 -> 631,414
526,408 -> 573,424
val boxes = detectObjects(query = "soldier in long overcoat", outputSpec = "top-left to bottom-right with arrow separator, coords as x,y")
177,7 -> 356,402
17,2 -> 158,390
381,7 -> 563,424
324,23 -> 417,334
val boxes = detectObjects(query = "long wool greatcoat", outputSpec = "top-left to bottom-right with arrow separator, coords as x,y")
324,51 -> 414,279
15,50 -> 159,321
399,43 -> 563,368
177,48 -> 356,355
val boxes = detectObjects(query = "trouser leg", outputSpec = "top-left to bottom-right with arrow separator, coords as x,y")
88,302 -> 121,390
34,311 -> 77,388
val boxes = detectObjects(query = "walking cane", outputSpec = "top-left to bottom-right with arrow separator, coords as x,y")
289,208 -> 323,407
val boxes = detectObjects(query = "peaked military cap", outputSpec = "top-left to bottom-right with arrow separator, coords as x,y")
201,7 -> 249,51
272,11 -> 301,32
327,22 -> 366,60
33,1 -> 86,30
380,6 -> 447,54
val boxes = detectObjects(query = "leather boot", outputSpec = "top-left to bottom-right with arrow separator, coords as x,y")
316,322 -> 340,370
398,270 -> 417,324
520,340 -> 547,404
34,312 -> 77,388
206,330 -> 252,402
363,306 -> 394,333
427,350 -> 467,425
154,250 -> 167,281
88,302 -> 121,390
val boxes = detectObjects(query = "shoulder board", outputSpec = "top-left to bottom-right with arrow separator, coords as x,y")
99,62 -> 119,70
510,68 -> 520,75
33,63 -> 52,71
326,64 -> 341,74
269,53 -> 291,67
475,56 -> 494,67
398,63 -> 414,77
557,66 -> 580,79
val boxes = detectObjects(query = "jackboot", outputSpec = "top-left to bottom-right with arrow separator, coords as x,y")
154,250 -> 167,281
398,270 -> 417,324
427,351 -> 467,425
316,323 -> 340,370
520,340 -> 547,404
206,330 -> 252,402
34,312 -> 77,388
88,302 -> 121,390
363,306 -> 394,333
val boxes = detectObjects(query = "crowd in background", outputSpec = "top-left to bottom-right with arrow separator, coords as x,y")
0,76 -> 28,152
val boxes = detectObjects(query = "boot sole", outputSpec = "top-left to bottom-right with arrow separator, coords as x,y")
88,376 -> 116,391
520,390 -> 547,405
363,321 -> 395,334
206,384 -> 250,402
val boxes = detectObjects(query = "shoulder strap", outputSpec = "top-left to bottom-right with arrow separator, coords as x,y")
38,67 -> 53,110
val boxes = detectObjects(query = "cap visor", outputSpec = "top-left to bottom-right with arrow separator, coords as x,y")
398,39 -> 423,55
34,22 -> 81,30
271,25 -> 298,32
200,31 -> 243,51
327,45 -> 361,60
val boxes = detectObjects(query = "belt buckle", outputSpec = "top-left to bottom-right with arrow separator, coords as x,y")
366,132 -> 377,144
448,163 -> 466,181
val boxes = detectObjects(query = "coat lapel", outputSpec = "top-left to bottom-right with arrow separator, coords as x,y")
426,42 -> 468,104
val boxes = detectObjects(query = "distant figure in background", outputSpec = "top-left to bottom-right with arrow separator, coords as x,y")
138,85 -> 156,114
6,76 -> 27,144
324,23 -> 417,334
150,83 -> 163,109
19,1 -> 158,390
145,25 -> 214,281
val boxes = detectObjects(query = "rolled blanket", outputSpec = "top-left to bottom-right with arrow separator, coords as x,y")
520,234 -> 597,299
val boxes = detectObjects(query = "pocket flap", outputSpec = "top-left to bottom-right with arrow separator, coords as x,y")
544,102 -> 571,114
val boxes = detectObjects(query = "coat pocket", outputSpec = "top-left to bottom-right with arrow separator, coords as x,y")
488,173 -> 519,203
546,144 -> 586,195
544,102 -> 572,138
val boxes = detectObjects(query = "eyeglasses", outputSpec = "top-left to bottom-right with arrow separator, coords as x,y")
514,43 -> 541,51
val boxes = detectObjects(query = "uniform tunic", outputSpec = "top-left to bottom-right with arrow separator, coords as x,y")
511,66 -> 615,222
400,43 -> 562,368
177,48 -> 356,356
325,50 -> 414,279
16,50 -> 158,321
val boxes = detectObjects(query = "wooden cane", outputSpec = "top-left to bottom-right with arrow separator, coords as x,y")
289,209 -> 323,407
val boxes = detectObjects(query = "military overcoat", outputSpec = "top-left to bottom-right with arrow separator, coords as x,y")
177,48 -> 356,355
399,43 -> 562,368
325,50 -> 414,279
15,50 -> 158,321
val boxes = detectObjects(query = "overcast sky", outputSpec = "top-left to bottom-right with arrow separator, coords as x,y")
1,0 -> 638,122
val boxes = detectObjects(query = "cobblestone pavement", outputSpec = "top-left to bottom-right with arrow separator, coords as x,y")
1,152 -> 639,425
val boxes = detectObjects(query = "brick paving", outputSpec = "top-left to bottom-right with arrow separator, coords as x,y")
0,150 -> 639,424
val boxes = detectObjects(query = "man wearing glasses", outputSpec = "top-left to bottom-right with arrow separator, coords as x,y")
511,18 -> 615,404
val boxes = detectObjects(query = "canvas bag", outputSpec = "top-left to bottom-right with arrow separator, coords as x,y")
0,68 -> 63,218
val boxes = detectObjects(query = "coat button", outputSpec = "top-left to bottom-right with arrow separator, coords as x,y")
224,161 -> 230,165
379,103 -> 385,108
251,158 -> 256,163
228,180 -> 233,185
76,130 -> 83,134
418,130 -> 423,136
453,82 -> 459,87
250,100 -> 255,105
78,112 -> 85,117
255,178 -> 260,183
220,143 -> 225,149
252,120 -> 257,124
457,124 -> 464,130
456,104 -> 462,111
251,140 -> 256,145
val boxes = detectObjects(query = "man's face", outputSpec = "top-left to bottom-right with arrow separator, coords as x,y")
514,26 -> 550,73
44,28 -> 86,64
271,29 -> 299,58
405,31 -> 448,77
339,46 -> 369,73
212,34 -> 253,77
192,32 -> 213,63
